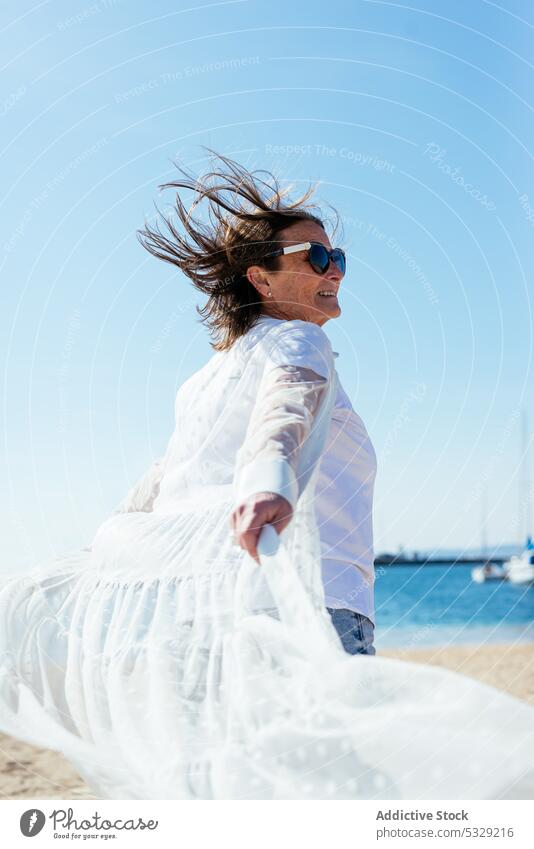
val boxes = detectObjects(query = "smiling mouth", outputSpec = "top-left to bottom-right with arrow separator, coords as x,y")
317,290 -> 338,297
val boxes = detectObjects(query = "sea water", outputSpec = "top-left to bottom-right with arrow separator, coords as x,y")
374,563 -> 534,649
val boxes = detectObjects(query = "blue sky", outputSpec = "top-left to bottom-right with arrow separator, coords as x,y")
1,0 -> 533,569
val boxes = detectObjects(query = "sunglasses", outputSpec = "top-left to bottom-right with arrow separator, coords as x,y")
264,241 -> 346,278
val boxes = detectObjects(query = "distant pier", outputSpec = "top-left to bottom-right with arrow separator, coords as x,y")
375,555 -> 507,566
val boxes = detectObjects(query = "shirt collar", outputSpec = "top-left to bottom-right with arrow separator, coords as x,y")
255,315 -> 340,358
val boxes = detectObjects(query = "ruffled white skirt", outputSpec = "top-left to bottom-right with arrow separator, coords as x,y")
1,492 -> 533,800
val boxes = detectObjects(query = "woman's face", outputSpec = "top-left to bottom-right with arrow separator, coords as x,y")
247,221 -> 343,326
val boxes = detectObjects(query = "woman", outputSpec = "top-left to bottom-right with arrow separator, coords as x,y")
137,149 -> 377,658
1,150 -> 533,800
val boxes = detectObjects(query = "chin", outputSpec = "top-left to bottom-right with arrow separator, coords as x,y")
313,304 -> 341,325
305,301 -> 341,325
325,302 -> 341,318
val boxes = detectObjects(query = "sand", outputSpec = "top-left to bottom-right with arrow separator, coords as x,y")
381,642 -> 534,706
1,642 -> 533,799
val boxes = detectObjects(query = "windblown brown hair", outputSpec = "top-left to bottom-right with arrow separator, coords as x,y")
137,148 -> 339,351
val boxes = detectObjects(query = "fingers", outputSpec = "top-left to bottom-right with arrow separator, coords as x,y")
228,507 -> 259,562
239,524 -> 262,564
238,506 -> 267,563
230,495 -> 293,563
268,511 -> 292,535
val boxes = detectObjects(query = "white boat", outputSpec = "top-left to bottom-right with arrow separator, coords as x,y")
504,537 -> 534,585
504,411 -> 534,585
471,562 -> 507,583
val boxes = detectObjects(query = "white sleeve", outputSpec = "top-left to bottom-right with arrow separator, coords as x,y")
233,321 -> 335,511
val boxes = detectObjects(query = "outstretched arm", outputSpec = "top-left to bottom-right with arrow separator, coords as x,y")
230,362 -> 332,563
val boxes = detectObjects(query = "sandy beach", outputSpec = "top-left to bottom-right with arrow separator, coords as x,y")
1,642 -> 533,800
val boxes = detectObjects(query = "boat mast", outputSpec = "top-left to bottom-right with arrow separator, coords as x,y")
518,409 -> 532,546
480,486 -> 488,559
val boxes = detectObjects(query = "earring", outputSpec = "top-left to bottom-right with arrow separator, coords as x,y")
268,288 -> 273,297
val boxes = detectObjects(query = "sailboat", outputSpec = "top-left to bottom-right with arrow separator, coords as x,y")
471,487 -> 507,582
471,561 -> 507,583
504,536 -> 534,585
503,410 -> 534,585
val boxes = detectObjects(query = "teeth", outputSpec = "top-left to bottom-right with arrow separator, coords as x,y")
318,291 -> 336,296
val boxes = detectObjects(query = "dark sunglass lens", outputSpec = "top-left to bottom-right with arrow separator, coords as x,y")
309,243 -> 330,274
331,249 -> 346,276
309,244 -> 346,276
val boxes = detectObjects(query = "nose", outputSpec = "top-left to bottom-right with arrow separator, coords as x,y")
325,260 -> 343,284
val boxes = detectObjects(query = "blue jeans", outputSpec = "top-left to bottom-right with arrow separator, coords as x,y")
263,606 -> 376,656
326,607 -> 376,656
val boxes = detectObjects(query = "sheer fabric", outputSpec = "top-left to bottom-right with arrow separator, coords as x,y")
234,364 -> 330,510
112,458 -> 165,515
0,318 -> 533,800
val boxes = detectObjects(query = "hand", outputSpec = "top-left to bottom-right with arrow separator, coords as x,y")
229,492 -> 293,564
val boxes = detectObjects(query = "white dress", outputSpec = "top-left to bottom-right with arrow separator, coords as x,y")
0,317 -> 533,800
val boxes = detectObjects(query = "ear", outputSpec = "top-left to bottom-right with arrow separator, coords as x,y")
246,265 -> 270,297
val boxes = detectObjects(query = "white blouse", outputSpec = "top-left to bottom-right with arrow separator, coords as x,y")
113,315 -> 378,622
233,316 -> 378,622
